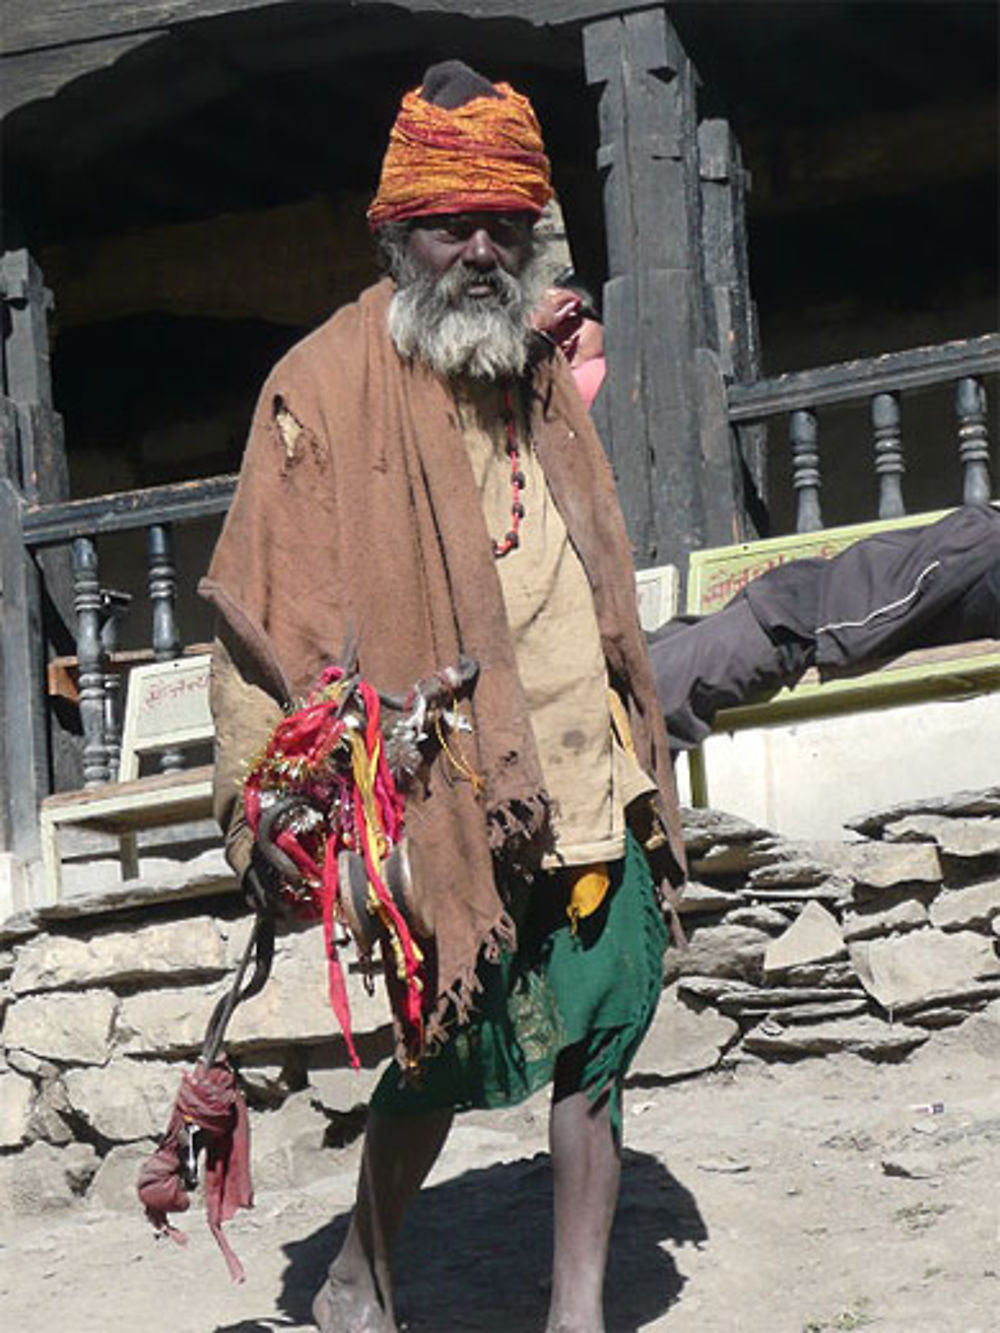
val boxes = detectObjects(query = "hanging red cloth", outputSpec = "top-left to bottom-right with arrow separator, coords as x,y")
137,1057 -> 252,1283
243,668 -> 423,1063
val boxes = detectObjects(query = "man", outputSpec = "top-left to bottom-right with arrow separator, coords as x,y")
647,503 -> 1000,750
201,60 -> 685,1333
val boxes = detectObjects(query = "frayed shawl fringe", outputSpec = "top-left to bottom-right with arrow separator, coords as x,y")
486,792 -> 553,856
396,906 -> 517,1069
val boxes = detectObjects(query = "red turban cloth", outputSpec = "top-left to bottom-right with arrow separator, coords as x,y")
367,79 -> 553,230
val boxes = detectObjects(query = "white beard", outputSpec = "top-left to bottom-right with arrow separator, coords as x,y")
388,249 -> 545,381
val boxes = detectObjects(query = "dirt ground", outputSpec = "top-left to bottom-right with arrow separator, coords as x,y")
1,1020 -> 997,1333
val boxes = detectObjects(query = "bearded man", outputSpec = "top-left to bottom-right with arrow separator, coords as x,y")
201,60 -> 686,1333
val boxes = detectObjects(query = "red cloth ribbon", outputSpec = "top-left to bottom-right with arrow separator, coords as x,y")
137,1058 -> 252,1282
244,668 -> 424,1062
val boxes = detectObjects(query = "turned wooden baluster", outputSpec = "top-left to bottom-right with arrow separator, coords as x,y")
872,391 -> 905,518
790,408 -> 822,532
956,377 -> 992,505
71,537 -> 109,786
99,590 -> 131,782
147,524 -> 184,773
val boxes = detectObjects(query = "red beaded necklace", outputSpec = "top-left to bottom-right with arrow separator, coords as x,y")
492,382 -> 526,559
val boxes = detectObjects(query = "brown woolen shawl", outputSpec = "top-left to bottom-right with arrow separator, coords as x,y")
200,278 -> 685,1048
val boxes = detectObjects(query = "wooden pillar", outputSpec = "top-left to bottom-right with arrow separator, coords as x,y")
584,5 -> 743,572
699,118 -> 767,537
0,248 -> 69,851
0,479 -> 49,854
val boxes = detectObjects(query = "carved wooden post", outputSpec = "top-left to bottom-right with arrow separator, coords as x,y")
147,523 -> 184,772
956,377 -> 991,505
585,7 -> 724,572
1,246 -> 69,846
872,391 -> 905,518
699,117 -> 766,536
71,537 -> 109,786
0,478 -> 49,852
790,409 -> 822,532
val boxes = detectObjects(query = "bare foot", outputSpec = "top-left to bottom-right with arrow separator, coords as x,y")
312,1275 -> 398,1333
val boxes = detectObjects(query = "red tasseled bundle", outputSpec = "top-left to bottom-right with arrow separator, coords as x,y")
243,666 -> 422,1064
137,1057 -> 252,1282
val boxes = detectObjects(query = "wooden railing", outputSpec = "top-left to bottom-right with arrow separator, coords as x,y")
727,332 -> 999,533
2,333 -> 997,860
7,477 -> 237,852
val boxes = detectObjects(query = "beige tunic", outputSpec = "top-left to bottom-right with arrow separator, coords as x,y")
453,379 -> 653,868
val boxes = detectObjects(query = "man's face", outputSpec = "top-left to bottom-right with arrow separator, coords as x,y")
406,211 -> 535,294
386,208 -> 543,380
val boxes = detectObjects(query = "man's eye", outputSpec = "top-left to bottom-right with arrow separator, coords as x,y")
435,219 -> 470,241
491,217 -> 521,240
424,215 -> 527,244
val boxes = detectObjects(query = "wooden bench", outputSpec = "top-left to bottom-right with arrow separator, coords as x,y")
39,654 -> 215,903
681,511 -> 1000,823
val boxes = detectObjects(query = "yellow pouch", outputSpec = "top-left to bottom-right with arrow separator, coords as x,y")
567,863 -> 611,934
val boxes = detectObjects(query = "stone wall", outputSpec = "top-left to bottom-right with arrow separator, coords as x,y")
642,788 -> 1000,1078
1,788 -> 998,1216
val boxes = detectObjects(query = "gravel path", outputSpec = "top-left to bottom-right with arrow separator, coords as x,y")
2,1019 -> 997,1333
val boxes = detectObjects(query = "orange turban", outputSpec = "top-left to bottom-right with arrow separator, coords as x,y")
367,79 -> 553,230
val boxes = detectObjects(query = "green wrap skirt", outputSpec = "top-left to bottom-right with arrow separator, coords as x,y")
371,831 -> 667,1135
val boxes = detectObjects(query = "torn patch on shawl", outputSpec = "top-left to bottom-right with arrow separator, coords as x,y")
273,395 -> 303,459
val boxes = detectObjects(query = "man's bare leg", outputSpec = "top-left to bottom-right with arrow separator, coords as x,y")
546,1051 -> 621,1333
313,1106 -> 453,1333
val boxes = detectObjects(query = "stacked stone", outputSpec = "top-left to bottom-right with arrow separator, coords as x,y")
1,787 -> 998,1215
0,910 -> 392,1214
637,788 -> 1000,1081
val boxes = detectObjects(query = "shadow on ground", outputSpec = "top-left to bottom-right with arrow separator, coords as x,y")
215,1148 -> 705,1332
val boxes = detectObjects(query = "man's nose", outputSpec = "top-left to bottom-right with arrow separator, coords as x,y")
460,228 -> 499,269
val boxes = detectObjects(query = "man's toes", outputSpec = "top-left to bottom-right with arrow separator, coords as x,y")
312,1276 -> 397,1333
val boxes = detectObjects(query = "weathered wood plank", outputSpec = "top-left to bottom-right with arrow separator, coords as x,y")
40,764 -> 214,820
600,274 -> 652,555
586,7 -> 733,571
698,116 -> 766,525
39,765 -> 215,901
2,0 -> 657,58
694,347 -> 742,549
0,396 -> 18,482
0,33 -> 154,119
0,251 -> 53,410
0,478 -> 49,854
710,641 -> 1000,732
22,473 -> 237,547
728,334 -> 1000,422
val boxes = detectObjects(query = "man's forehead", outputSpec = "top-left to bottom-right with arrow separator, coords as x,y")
409,210 -> 535,231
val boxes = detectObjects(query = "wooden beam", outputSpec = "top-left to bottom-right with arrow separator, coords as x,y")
0,0 -> 605,123
22,474 -> 238,548
0,32 -> 154,118
2,0 -> 657,58
727,333 -> 1000,423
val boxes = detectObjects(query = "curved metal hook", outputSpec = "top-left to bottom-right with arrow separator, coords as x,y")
256,796 -> 317,883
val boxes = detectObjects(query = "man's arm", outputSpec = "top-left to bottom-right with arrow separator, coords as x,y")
209,623 -> 285,880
